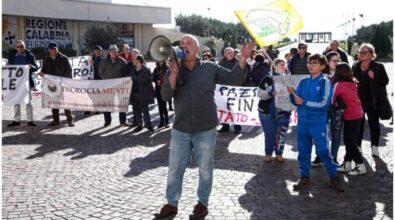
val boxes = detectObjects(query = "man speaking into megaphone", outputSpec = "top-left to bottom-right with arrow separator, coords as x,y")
154,34 -> 255,220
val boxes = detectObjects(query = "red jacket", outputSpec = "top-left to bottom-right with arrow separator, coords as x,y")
332,82 -> 363,120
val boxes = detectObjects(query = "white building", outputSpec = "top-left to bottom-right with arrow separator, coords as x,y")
2,0 -> 172,55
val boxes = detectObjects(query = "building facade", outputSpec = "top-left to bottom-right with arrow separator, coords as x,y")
2,0 -> 171,55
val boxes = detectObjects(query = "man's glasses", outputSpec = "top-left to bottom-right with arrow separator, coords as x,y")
308,61 -> 320,66
299,47 -> 306,49
16,46 -> 24,48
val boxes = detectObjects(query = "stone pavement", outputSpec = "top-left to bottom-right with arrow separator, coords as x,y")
2,63 -> 394,219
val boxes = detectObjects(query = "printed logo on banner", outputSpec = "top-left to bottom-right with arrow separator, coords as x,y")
42,78 -> 61,97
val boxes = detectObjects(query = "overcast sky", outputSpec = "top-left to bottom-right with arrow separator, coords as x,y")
114,0 -> 394,40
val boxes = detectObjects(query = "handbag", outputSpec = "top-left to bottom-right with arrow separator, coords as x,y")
379,95 -> 393,120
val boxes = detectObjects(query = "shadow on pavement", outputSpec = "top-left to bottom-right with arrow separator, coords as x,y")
238,156 -> 393,219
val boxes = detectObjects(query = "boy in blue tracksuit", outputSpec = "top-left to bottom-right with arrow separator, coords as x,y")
287,54 -> 344,192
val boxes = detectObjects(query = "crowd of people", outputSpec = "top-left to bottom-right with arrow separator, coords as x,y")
5,36 -> 390,219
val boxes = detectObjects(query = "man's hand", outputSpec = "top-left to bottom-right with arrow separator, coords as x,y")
38,72 -> 44,77
241,39 -> 256,59
168,59 -> 179,90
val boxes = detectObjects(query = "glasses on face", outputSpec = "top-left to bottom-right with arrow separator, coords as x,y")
16,45 -> 24,48
299,47 -> 306,49
308,61 -> 320,66
330,59 -> 340,63
358,51 -> 370,55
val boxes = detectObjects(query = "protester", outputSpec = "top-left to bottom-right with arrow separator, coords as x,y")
90,45 -> 103,80
119,44 -> 133,63
333,63 -> 367,175
7,40 -> 39,127
312,51 -> 343,166
245,54 -> 270,86
218,47 -> 242,134
288,43 -> 310,75
265,45 -> 279,60
258,58 -> 291,163
352,43 -> 389,157
39,42 -> 74,127
98,44 -> 129,127
246,49 -> 257,75
154,34 -> 255,219
323,40 -> 349,64
153,61 -> 170,129
130,55 -> 155,132
202,52 -> 214,62
287,53 -> 343,192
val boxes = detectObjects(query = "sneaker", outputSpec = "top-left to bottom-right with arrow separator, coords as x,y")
330,176 -> 345,192
371,146 -> 379,157
154,204 -> 178,219
27,121 -> 37,127
263,155 -> 272,162
47,121 -> 60,127
189,203 -> 208,220
275,155 -> 285,163
293,176 -> 313,191
337,161 -> 352,173
348,163 -> 367,176
312,156 -> 323,167
7,121 -> 21,127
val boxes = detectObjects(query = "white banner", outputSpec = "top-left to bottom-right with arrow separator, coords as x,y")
215,85 -> 261,126
2,65 -> 30,105
272,74 -> 306,112
41,76 -> 132,112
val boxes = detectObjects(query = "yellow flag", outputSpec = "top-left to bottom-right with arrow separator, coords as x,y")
235,0 -> 303,47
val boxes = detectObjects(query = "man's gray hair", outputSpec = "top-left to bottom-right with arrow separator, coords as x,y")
16,40 -> 25,47
181,34 -> 200,48
224,47 -> 234,53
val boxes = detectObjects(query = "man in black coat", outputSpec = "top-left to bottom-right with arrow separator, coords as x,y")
323,40 -> 349,64
39,42 -> 74,127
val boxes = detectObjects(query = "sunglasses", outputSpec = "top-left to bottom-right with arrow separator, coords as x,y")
16,46 -> 24,48
358,51 -> 370,55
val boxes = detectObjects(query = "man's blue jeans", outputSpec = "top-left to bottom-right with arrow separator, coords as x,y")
166,127 -> 217,207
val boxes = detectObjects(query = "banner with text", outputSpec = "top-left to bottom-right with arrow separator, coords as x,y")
272,74 -> 306,112
41,76 -> 132,112
2,65 -> 30,105
215,85 -> 261,126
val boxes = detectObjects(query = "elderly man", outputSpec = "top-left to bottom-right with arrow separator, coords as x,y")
98,44 -> 129,127
40,42 -> 74,127
323,40 -> 349,64
7,40 -> 39,127
218,47 -> 242,134
154,34 -> 255,220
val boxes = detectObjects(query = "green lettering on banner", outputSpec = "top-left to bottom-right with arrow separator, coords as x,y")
258,26 -> 277,38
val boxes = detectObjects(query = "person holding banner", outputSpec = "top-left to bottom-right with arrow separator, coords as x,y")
288,54 -> 344,192
98,44 -> 129,127
258,58 -> 291,163
154,34 -> 255,220
39,42 -> 74,127
119,44 -> 133,63
90,45 -> 103,80
7,40 -> 39,127
218,47 -> 242,134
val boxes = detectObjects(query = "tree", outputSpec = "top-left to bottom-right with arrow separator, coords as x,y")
371,25 -> 391,58
84,24 -> 119,50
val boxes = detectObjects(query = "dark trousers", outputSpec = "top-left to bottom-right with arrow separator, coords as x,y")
357,104 -> 380,147
132,93 -> 152,127
344,118 -> 363,164
156,86 -> 169,124
103,112 -> 126,125
52,109 -> 72,122
221,123 -> 241,131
